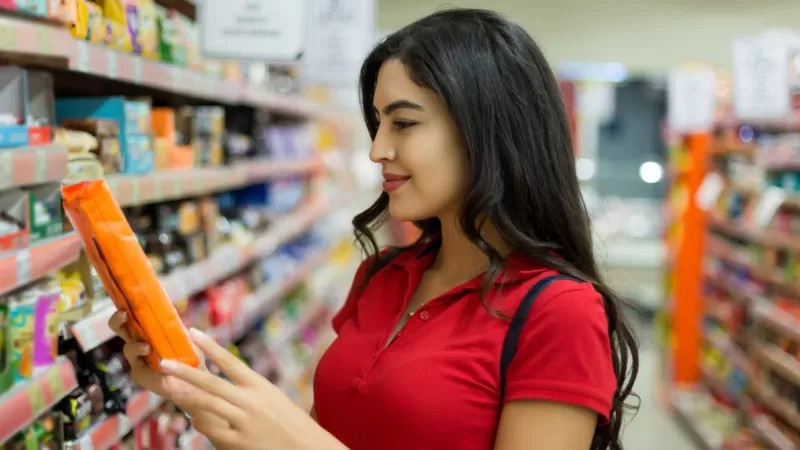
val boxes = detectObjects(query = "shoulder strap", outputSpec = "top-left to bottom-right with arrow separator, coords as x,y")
499,274 -> 581,401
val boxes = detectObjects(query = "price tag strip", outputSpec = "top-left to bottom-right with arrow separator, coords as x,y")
71,391 -> 164,450
0,358 -> 78,444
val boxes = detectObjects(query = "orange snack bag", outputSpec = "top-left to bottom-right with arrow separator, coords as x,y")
62,180 -> 200,371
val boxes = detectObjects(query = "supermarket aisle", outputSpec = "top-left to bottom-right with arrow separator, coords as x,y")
623,324 -> 695,450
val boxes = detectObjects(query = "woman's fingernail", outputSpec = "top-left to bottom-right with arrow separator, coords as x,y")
189,327 -> 207,341
160,359 -> 179,371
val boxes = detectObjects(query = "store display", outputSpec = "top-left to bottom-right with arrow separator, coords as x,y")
27,184 -> 62,241
0,67 -> 54,148
56,97 -> 154,175
0,189 -> 30,251
665,31 -> 800,447
0,1 -> 357,447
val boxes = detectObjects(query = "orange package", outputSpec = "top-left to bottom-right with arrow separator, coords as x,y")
61,180 -> 200,371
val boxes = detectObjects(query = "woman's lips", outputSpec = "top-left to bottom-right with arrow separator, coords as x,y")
383,174 -> 410,193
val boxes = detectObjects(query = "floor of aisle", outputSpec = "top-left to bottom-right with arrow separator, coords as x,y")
623,320 -> 695,450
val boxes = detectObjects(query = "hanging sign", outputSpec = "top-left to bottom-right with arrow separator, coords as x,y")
198,0 -> 308,61
668,67 -> 715,133
303,0 -> 376,86
733,35 -> 791,120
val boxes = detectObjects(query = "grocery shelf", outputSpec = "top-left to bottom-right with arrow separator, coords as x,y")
705,331 -> 749,371
715,115 -> 800,130
751,299 -> 800,343
211,247 -> 333,346
0,144 -> 68,189
0,232 -> 82,296
749,415 -> 796,450
0,15 -> 335,119
709,141 -> 756,157
68,300 -> 116,353
708,213 -> 800,252
752,343 -> 800,386
68,390 -> 163,450
0,357 -> 79,444
670,390 -> 722,450
107,158 -> 321,207
178,429 -> 209,450
70,203 -> 329,352
160,202 -> 327,301
706,237 -> 800,299
750,379 -> 800,431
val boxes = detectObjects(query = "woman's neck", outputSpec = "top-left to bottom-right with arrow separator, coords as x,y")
430,213 -> 511,283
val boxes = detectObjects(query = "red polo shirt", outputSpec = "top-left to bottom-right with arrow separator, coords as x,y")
313,244 -> 615,450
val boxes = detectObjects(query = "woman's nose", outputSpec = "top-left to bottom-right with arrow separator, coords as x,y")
369,125 -> 395,162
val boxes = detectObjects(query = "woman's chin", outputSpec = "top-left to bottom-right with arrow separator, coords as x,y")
388,198 -> 429,223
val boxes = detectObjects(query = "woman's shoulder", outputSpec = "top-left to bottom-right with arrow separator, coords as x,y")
496,268 -> 605,321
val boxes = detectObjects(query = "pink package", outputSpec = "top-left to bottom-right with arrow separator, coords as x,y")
33,291 -> 60,367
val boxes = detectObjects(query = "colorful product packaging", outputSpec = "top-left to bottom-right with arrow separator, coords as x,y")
33,291 -> 61,367
137,0 -> 159,60
0,303 -> 8,392
103,0 -> 132,52
8,299 -> 35,382
61,180 -> 200,371
56,96 -> 154,174
85,0 -> 105,44
27,184 -> 63,241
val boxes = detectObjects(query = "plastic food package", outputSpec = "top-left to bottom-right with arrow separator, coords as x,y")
61,180 -> 200,370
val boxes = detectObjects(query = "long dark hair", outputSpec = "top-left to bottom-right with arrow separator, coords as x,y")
352,8 -> 638,449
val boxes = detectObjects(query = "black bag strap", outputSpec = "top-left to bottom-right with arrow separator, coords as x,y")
499,274 -> 581,401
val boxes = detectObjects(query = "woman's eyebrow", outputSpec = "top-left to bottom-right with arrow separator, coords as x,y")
373,100 -> 425,116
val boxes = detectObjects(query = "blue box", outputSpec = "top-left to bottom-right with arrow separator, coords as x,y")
56,97 -> 154,174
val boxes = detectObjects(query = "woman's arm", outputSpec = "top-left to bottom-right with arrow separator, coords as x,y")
495,400 -> 596,450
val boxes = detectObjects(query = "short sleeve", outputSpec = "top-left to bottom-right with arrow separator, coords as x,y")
504,283 -> 616,421
331,258 -> 371,334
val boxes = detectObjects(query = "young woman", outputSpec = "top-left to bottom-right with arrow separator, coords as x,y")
109,8 -> 638,450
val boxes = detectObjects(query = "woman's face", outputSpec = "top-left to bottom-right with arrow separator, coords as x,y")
370,59 -> 468,222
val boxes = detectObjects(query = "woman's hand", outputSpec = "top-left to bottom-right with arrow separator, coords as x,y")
159,327 -> 347,450
107,311 -> 234,444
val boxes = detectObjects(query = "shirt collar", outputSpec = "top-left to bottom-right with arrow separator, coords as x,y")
387,239 -> 547,288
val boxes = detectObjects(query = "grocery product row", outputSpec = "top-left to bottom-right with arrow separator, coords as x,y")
0,3 -> 331,117
0,64 -> 321,170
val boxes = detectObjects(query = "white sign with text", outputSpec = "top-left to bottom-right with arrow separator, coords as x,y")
303,0 -> 376,86
733,35 -> 791,120
199,0 -> 308,61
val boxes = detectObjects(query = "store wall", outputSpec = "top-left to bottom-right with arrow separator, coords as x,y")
378,0 -> 800,74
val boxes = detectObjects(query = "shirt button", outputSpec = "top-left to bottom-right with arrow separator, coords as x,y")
419,311 -> 430,320
351,377 -> 364,390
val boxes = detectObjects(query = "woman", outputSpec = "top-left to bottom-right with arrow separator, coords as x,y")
109,8 -> 638,450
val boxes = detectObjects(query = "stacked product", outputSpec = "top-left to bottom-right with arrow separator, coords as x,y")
0,0 -> 299,92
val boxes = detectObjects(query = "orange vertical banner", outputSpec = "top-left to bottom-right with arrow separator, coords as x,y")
672,132 -> 711,384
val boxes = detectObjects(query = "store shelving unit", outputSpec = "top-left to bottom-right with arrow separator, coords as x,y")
177,429 -> 208,450
70,200 -> 332,352
670,115 -> 800,447
67,390 -> 163,450
107,158 -> 321,207
0,144 -> 68,189
0,358 -> 79,444
0,15 -> 336,120
0,233 -> 83,295
0,2 -> 365,447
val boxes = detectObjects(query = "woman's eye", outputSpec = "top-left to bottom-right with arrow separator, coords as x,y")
393,120 -> 417,130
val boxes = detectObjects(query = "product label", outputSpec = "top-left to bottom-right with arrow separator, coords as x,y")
9,303 -> 35,381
